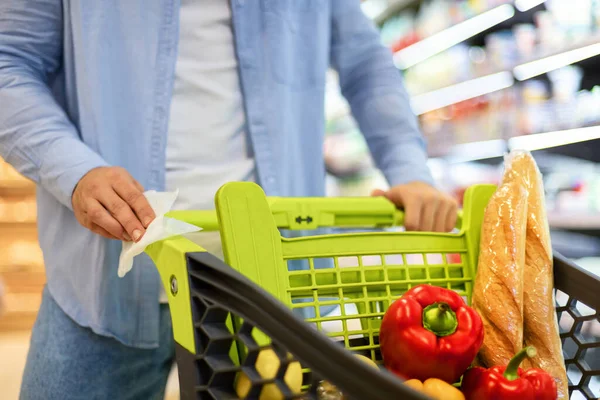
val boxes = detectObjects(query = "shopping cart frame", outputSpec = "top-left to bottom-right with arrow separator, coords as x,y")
146,182 -> 600,400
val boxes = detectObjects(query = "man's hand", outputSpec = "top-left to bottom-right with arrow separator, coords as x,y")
372,182 -> 458,232
72,167 -> 156,241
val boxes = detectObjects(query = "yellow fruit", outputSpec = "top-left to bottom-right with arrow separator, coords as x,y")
404,379 -> 424,391
354,354 -> 379,370
235,348 -> 303,400
403,378 -> 464,400
422,378 -> 465,400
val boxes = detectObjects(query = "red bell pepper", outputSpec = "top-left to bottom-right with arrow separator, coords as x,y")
379,284 -> 484,384
462,346 -> 558,400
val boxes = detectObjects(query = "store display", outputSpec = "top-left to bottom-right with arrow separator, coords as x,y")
502,151 -> 568,398
462,347 -> 558,400
326,0 -> 600,200
379,284 -> 484,383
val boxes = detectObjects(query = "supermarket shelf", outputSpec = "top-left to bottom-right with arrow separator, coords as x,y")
324,126 -> 600,178
371,0 -> 420,26
444,126 -> 600,163
370,0 -> 537,27
394,3 -> 516,69
0,221 -> 37,229
0,271 -> 45,331
443,139 -> 508,164
549,212 -> 600,230
328,35 -> 600,119
508,126 -> 600,152
0,179 -> 35,195
410,34 -> 600,115
514,35 -> 600,81
410,71 -> 514,115
0,312 -> 38,331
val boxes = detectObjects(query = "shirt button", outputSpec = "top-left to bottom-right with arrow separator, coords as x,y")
266,176 -> 275,184
237,0 -> 245,5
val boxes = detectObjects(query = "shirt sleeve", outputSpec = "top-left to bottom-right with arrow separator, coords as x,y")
0,1 -> 109,210
329,0 -> 434,187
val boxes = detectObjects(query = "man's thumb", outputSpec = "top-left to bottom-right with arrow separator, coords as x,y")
371,189 -> 387,197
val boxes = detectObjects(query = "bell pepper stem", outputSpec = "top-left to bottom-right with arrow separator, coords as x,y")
504,347 -> 537,381
422,302 -> 458,337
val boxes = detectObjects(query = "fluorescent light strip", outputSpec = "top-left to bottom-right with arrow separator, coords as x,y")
410,71 -> 514,115
508,126 -> 600,151
514,0 -> 546,12
513,42 -> 600,81
446,139 -> 507,163
394,4 -> 515,69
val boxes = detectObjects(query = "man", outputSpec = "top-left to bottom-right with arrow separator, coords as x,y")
0,1 -> 457,399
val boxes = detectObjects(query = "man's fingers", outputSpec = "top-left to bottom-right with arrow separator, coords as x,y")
113,181 -> 155,228
132,179 -> 145,193
89,223 -> 121,240
85,201 -> 127,240
445,199 -> 459,232
402,198 -> 422,231
98,191 -> 145,241
433,200 -> 453,232
420,197 -> 438,232
371,189 -> 387,197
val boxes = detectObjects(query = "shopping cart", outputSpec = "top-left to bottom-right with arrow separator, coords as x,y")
146,182 -> 600,400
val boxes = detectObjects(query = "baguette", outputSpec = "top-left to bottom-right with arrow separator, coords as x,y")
502,151 -> 568,399
472,180 -> 528,368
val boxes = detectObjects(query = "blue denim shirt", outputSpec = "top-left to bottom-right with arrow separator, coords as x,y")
0,0 -> 432,348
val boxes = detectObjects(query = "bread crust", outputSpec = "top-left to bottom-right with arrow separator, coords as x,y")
502,152 -> 568,399
472,180 -> 528,368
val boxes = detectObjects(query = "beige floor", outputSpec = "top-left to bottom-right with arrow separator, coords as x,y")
0,331 -> 30,400
0,330 -> 180,400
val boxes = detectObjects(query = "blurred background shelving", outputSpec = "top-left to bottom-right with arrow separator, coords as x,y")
328,1 -> 600,246
0,159 -> 44,332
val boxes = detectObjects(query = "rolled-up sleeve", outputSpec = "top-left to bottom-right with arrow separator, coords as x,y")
329,0 -> 434,187
0,0 -> 108,209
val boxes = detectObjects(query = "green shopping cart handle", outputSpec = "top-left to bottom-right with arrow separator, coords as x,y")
167,197 -> 464,231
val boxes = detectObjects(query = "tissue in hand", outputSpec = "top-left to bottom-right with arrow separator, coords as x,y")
117,190 -> 201,278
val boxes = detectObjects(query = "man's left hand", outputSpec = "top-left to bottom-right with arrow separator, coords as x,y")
372,182 -> 458,232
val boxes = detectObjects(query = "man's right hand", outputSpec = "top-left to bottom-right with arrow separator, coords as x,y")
72,167 -> 156,242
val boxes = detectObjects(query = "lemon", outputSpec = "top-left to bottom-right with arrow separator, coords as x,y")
235,348 -> 303,400
354,354 -> 379,370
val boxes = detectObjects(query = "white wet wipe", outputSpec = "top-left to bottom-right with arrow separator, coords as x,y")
118,190 -> 201,278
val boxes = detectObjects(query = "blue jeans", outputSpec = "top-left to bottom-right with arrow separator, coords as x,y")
20,287 -> 175,400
